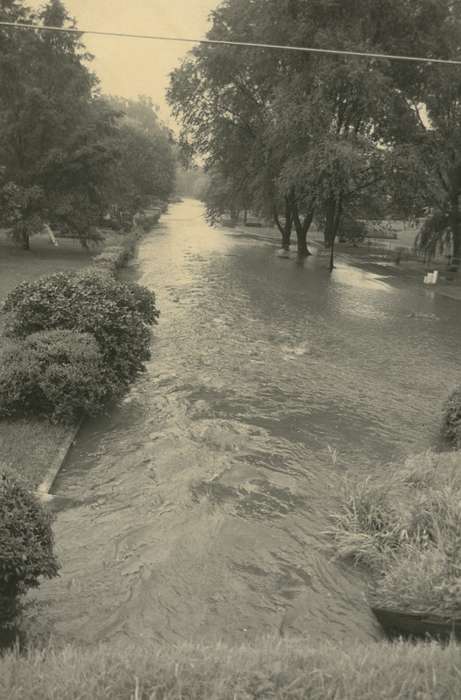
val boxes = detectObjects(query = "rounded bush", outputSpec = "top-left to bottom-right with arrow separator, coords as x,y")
0,468 -> 59,645
2,269 -> 159,392
442,387 -> 461,447
0,330 -> 109,422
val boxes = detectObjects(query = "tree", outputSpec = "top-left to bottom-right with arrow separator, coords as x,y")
0,0 -> 119,248
169,0 -> 461,269
101,96 -> 176,224
168,0 -> 396,260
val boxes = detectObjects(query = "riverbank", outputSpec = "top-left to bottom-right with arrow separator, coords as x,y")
0,226 -> 146,488
0,233 -> 95,485
2,636 -> 461,699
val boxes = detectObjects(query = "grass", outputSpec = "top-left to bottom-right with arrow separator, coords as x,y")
327,450 -> 461,617
0,228 -> 128,486
2,637 -> 461,699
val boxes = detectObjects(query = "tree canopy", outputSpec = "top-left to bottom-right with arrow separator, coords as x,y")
168,0 -> 461,266
0,1 -> 176,248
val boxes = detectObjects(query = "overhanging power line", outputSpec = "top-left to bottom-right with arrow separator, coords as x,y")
1,20 -> 461,66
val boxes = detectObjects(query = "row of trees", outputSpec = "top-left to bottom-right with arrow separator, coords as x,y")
168,0 -> 461,266
0,0 -> 176,249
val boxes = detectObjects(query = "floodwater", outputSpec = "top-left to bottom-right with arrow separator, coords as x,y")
40,199 -> 461,646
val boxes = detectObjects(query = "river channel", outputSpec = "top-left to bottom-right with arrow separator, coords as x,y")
40,199 -> 461,646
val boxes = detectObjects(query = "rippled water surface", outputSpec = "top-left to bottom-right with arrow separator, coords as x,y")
41,200 -> 461,645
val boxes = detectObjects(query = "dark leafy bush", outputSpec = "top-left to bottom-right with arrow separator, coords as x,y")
137,211 -> 161,232
2,269 -> 159,392
442,387 -> 461,447
0,331 -> 109,422
92,248 -> 123,272
338,217 -> 367,243
92,230 -> 141,273
0,468 -> 59,647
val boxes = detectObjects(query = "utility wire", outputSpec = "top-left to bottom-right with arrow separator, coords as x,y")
1,20 -> 461,66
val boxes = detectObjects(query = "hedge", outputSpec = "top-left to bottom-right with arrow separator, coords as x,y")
0,330 -> 109,423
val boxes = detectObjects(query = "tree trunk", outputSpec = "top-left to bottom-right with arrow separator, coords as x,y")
450,196 -> 461,270
22,229 -> 30,250
324,196 -> 336,247
229,207 -> 239,226
327,196 -> 343,272
273,200 -> 293,250
292,200 -> 312,258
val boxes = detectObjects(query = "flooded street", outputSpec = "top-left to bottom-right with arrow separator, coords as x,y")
41,199 -> 461,646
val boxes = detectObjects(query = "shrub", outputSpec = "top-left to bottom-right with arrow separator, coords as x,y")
0,331 -> 109,422
92,248 -> 122,272
0,468 -> 59,647
2,269 -> 159,392
442,387 -> 461,447
92,231 -> 141,273
137,211 -> 161,231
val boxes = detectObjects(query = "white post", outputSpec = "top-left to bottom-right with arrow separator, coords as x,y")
43,223 -> 58,247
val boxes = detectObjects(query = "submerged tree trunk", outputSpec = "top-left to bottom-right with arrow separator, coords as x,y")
292,200 -> 314,258
326,195 -> 343,272
273,199 -> 293,250
229,205 -> 239,227
324,196 -> 336,248
21,228 -> 30,250
449,195 -> 461,269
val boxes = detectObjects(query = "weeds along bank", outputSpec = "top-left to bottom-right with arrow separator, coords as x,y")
328,390 -> 461,635
0,223 -> 160,647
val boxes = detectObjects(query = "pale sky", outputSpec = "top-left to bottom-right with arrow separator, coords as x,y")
30,0 -> 218,124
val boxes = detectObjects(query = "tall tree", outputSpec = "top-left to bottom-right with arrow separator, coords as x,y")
169,0 -> 461,267
0,0 -> 119,248
101,95 -> 176,223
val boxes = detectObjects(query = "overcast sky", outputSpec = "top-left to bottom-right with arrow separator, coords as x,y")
30,1 -> 217,124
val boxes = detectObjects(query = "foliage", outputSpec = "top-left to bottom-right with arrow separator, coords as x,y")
0,331 -> 108,423
2,269 -> 159,393
338,217 -> 368,244
176,164 -> 209,199
101,95 -> 176,222
328,450 -> 461,616
0,1 -> 121,248
169,0 -> 461,263
442,388 -> 461,448
136,210 -> 161,232
0,467 -> 59,645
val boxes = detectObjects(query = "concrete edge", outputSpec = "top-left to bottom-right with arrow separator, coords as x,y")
36,418 -> 84,496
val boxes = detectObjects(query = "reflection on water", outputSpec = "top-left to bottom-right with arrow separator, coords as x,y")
38,200 -> 461,646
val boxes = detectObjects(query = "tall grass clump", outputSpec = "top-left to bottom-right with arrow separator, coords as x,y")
443,387 -> 461,448
328,450 -> 461,616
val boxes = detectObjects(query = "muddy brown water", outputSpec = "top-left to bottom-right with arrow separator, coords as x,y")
38,199 -> 461,646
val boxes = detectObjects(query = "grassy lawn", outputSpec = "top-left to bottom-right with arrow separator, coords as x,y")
0,230 -> 111,486
2,637 -> 461,699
